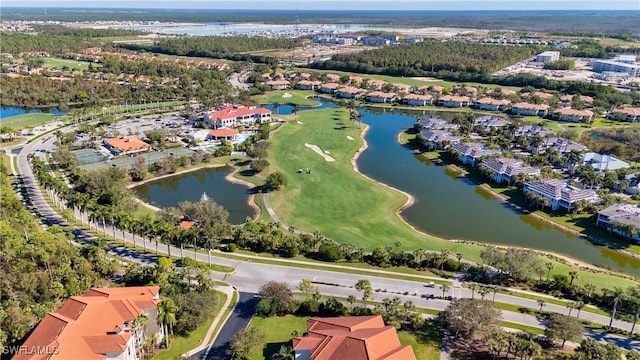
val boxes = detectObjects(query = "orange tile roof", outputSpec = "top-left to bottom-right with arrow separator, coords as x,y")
293,316 -> 415,360
15,286 -> 160,360
403,94 -> 433,101
105,136 -> 150,152
512,102 -> 550,111
209,128 -> 239,137
180,220 -> 196,229
476,97 -> 511,106
439,95 -> 471,103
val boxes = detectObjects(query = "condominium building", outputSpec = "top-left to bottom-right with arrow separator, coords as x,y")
536,51 -> 560,63
523,179 -> 599,211
592,60 -> 640,77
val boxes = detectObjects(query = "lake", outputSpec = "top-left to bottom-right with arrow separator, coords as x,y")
0,107 -> 67,119
133,166 -> 255,225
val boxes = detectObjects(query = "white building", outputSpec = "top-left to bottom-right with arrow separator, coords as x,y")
450,142 -> 501,166
592,60 -> 640,77
596,204 -> 640,241
482,157 -> 541,185
536,51 -> 560,63
523,179 -> 599,211
203,105 -> 272,128
582,152 -> 630,171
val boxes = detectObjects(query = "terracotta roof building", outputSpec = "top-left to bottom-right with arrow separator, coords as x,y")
104,136 -> 151,156
609,106 -> 640,122
208,128 -> 239,140
511,102 -> 550,117
204,105 -> 271,128
293,316 -> 415,360
14,286 -> 162,360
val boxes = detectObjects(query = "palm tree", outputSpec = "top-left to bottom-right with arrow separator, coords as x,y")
469,283 -> 479,299
537,298 -> 546,311
456,252 -> 463,266
441,284 -> 450,299
545,262 -> 554,281
568,271 -> 579,286
157,298 -> 177,348
439,249 -> 450,271
574,301 -> 585,319
626,286 -> 640,335
607,287 -> 626,329
584,283 -> 596,300
131,313 -> 149,358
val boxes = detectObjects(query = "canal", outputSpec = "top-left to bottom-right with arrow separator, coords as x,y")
133,166 -> 255,225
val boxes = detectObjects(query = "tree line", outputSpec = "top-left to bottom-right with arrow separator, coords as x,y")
0,26 -> 133,54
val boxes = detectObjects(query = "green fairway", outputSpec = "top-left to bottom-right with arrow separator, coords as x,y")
251,90 -> 320,106
248,315 -> 308,360
267,107 -> 479,253
42,57 -> 92,71
0,113 -> 57,130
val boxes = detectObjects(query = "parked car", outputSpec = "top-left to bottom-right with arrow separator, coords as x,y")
425,282 -> 435,288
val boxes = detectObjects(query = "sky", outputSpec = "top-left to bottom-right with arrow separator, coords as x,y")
1,0 -> 639,10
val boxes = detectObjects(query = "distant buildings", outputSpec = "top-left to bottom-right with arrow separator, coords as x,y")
551,108 -> 594,123
365,91 -> 397,103
293,316 -> 416,360
609,106 -> 640,122
437,95 -> 471,108
523,179 -> 599,211
596,204 -> 640,241
311,34 -> 355,45
592,60 -> 640,78
402,94 -> 433,106
418,129 -> 462,149
361,36 -> 390,46
450,142 -> 500,166
473,116 -> 509,129
482,157 -> 541,185
582,152 -> 630,171
536,51 -> 560,63
474,98 -> 511,111
511,102 -> 550,117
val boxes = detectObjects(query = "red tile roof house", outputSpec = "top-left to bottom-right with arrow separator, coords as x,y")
609,106 -> 640,122
203,105 -> 272,128
295,80 -> 323,91
365,91 -> 398,103
208,128 -> 240,141
416,85 -> 444,95
437,95 -> 472,108
266,80 -> 290,90
482,157 -> 541,185
551,108 -> 594,123
293,316 -> 416,360
523,179 -> 599,212
474,97 -> 511,111
319,82 -> 342,94
104,136 -> 151,156
364,79 -> 388,90
402,94 -> 433,106
559,94 -> 594,108
336,86 -> 366,99
14,286 -> 163,360
511,102 -> 550,117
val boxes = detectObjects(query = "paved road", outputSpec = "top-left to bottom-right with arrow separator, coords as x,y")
14,130 -> 640,352
198,292 -> 258,360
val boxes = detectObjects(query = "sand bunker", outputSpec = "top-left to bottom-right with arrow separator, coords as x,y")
324,150 -> 331,154
282,92 -> 293,98
305,143 -> 335,162
346,135 -> 354,140
297,121 -> 303,124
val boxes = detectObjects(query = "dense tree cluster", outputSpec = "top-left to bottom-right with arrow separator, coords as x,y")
312,41 -> 540,76
543,59 -> 575,70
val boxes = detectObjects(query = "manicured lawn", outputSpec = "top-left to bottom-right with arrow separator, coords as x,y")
267,107 -> 474,253
42,57 -> 92,71
397,331 -> 441,360
500,321 -> 544,335
1,113 -> 58,130
152,291 -> 226,360
251,90 -> 320,106
248,315 -> 308,360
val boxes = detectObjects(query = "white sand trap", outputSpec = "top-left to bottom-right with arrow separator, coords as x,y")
346,135 -> 355,140
305,143 -> 335,162
324,150 -> 331,154
282,92 -> 293,98
297,121 -> 303,124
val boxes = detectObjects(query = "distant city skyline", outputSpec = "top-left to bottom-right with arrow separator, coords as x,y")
2,0 -> 639,10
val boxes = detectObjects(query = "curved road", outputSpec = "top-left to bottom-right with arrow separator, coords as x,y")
12,129 -> 640,353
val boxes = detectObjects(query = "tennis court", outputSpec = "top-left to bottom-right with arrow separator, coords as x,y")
72,148 -> 109,165
78,147 -> 196,171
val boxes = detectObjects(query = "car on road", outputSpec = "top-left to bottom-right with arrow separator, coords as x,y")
425,282 -> 435,288
421,293 -> 435,299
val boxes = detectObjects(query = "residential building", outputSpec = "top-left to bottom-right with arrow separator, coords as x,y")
437,95 -> 471,108
536,51 -> 560,63
325,73 -> 341,82
179,220 -> 196,229
592,60 -> 640,77
365,79 -> 388,90
559,94 -> 593,108
511,125 -> 555,139
551,108 -> 594,123
336,86 -> 365,99
622,172 -> 640,195
416,85 -> 444,95
540,137 -> 588,154
14,286 -> 163,360
450,142 -> 501,166
203,105 -> 272,128
312,35 -> 355,45
266,80 -> 290,90
452,86 -> 478,98
392,83 -> 413,93
295,80 -> 322,90
523,179 -> 599,211
511,102 -> 550,117
485,88 -> 517,98
365,91 -> 397,103
104,136 -> 151,156
596,204 -> 640,241
402,94 -> 433,106
293,316 -> 416,360
473,116 -> 509,129
609,106 -> 640,122
520,92 -> 555,103
482,157 -> 541,185
582,152 -> 630,171
474,97 -> 511,111
319,82 -> 341,94
362,36 -> 390,46
380,34 -> 400,41
417,117 -> 459,131
418,129 -> 462,149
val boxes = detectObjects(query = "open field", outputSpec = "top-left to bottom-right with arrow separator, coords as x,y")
42,57 -> 92,71
251,89 -> 320,106
0,113 -> 58,130
248,315 -> 308,360
154,53 -> 236,64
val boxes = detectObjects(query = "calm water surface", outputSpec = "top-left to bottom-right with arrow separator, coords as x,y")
0,107 -> 67,119
356,107 -> 639,276
133,166 -> 254,225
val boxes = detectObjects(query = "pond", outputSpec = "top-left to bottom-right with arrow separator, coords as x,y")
132,166 -> 255,225
356,106 -> 640,276
0,107 -> 67,119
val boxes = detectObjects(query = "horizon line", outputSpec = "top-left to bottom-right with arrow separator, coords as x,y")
2,6 -> 640,11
